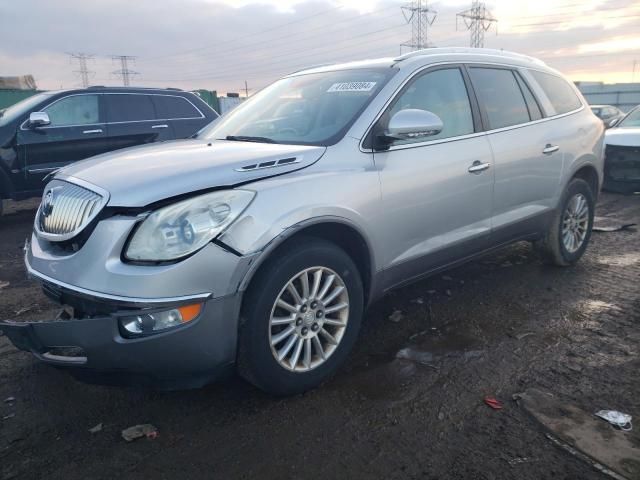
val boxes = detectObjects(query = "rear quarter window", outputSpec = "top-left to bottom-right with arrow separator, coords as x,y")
529,70 -> 582,115
152,95 -> 203,120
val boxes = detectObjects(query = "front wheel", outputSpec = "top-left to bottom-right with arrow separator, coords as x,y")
238,238 -> 363,395
535,178 -> 595,266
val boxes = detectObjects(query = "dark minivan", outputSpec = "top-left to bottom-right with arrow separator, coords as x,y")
0,87 -> 218,213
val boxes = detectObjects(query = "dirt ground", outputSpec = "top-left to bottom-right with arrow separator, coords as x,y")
0,194 -> 638,480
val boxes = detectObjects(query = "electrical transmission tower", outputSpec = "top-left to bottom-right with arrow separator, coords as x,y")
400,1 -> 437,52
69,53 -> 94,88
112,55 -> 139,86
456,1 -> 497,48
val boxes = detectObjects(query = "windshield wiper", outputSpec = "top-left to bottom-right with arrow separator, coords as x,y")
224,135 -> 277,144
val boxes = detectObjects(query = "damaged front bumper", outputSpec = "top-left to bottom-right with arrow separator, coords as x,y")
0,292 -> 241,389
0,233 -> 253,389
603,144 -> 640,194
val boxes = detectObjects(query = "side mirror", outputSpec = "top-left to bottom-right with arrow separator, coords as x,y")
376,109 -> 443,149
29,111 -> 50,128
608,117 -> 619,128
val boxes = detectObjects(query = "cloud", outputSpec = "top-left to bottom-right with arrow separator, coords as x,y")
0,0 -> 638,92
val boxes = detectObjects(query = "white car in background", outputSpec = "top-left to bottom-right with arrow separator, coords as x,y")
603,105 -> 640,193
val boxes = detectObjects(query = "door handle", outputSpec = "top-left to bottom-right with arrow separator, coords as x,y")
151,124 -> 169,129
542,144 -> 559,155
82,129 -> 103,134
468,161 -> 491,174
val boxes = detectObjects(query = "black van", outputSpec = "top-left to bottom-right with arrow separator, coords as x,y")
0,87 -> 218,213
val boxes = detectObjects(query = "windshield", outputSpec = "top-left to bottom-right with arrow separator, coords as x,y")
198,68 -> 396,146
0,92 -> 53,127
618,107 -> 640,128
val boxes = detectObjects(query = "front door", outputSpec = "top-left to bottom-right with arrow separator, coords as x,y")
17,93 -> 108,192
373,66 -> 495,290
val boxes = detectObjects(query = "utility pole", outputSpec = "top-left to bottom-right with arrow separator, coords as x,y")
69,53 -> 94,88
244,80 -> 249,98
400,1 -> 437,52
111,55 -> 139,86
456,1 -> 497,48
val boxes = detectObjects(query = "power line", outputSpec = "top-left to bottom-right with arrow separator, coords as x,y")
69,53 -> 94,88
139,4 -> 345,63
111,55 -> 139,86
144,23 -> 406,83
400,1 -> 437,51
140,5 -> 400,68
456,1 -> 497,48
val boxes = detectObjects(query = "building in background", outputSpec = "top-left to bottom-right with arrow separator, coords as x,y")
575,81 -> 640,112
0,75 -> 41,110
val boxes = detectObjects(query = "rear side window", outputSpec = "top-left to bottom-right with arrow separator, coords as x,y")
44,95 -> 100,127
529,70 -> 582,115
469,68 -> 530,129
388,67 -> 475,143
106,94 -> 156,122
152,95 -> 202,119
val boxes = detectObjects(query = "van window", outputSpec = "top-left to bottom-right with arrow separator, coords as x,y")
468,68 -> 530,129
44,95 -> 100,127
106,94 -> 156,122
388,68 -> 474,143
152,95 -> 202,119
529,70 -> 582,115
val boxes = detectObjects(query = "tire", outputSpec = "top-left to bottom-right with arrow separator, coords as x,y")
238,238 -> 364,396
535,178 -> 595,266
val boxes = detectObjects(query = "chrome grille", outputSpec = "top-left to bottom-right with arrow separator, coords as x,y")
36,180 -> 107,242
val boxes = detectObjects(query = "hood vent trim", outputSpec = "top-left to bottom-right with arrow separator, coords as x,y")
235,157 -> 300,172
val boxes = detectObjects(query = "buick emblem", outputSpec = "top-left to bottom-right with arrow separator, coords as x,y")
41,190 -> 55,217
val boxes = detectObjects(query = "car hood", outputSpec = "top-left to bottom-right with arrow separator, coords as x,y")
604,127 -> 640,147
57,139 -> 326,207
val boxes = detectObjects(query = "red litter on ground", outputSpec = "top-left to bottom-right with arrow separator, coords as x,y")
484,396 -> 503,410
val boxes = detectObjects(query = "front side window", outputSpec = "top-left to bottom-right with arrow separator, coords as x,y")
198,68 -> 396,146
529,70 -> 582,115
44,95 -> 99,127
387,67 -> 474,144
619,107 -> 640,128
469,68 -> 530,129
106,94 -> 156,122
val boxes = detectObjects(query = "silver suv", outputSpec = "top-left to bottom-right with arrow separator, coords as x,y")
1,48 -> 604,394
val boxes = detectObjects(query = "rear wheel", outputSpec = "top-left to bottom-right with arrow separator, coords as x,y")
238,238 -> 363,395
535,178 -> 594,266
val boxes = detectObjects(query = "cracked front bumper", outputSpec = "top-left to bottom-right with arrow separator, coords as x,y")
0,293 -> 242,389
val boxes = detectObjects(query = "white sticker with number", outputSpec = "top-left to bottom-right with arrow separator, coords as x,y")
327,82 -> 377,93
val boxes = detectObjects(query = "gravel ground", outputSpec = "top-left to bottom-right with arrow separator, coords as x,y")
0,193 -> 638,480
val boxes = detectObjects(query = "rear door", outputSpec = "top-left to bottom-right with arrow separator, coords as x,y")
151,94 -> 206,138
104,93 -> 174,152
17,93 -> 107,191
467,66 -> 562,243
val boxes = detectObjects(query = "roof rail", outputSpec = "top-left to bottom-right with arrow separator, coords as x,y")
394,47 -> 545,66
287,63 -> 336,75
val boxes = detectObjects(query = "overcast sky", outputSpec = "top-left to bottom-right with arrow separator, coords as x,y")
1,0 -> 639,94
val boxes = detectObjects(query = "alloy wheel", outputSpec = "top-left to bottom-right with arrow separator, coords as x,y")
269,266 -> 349,372
561,193 -> 590,253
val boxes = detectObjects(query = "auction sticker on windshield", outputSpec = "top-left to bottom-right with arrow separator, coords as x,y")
327,82 -> 377,93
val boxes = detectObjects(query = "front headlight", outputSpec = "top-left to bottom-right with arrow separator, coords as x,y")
125,190 -> 255,262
